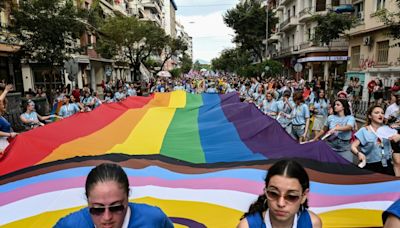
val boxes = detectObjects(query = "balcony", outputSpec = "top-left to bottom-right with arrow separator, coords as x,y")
280,0 -> 294,6
280,16 -> 298,31
280,46 -> 293,55
141,13 -> 162,26
142,0 -> 162,15
299,7 -> 313,22
268,33 -> 280,43
297,38 -> 349,53
280,18 -> 290,30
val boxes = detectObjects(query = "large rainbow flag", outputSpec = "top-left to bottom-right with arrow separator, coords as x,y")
0,91 -> 399,227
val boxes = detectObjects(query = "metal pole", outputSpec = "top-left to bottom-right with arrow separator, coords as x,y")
265,0 -> 269,60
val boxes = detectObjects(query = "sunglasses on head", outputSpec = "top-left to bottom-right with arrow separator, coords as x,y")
89,204 -> 125,216
265,188 -> 302,204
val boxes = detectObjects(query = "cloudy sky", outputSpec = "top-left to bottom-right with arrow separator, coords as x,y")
175,0 -> 239,63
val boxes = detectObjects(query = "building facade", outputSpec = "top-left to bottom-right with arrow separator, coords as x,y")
347,0 -> 400,101
269,0 -> 351,91
0,0 -> 23,92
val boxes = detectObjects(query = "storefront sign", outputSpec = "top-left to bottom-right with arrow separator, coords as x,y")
297,56 -> 349,63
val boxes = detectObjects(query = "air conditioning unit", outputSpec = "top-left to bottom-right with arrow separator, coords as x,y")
357,11 -> 364,20
363,36 -> 372,46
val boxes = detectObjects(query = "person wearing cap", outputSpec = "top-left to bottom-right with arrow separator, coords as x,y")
20,100 -> 60,129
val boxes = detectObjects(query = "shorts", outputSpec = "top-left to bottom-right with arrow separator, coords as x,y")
291,125 -> 305,140
327,138 -> 354,163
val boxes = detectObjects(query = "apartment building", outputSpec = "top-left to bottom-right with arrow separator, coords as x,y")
0,0 -> 23,92
347,0 -> 400,101
176,20 -> 193,60
269,0 -> 351,86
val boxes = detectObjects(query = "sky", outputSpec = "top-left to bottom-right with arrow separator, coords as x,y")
175,0 -> 239,63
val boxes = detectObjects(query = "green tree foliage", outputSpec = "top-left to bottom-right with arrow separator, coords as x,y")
160,36 -> 188,71
97,16 -> 168,81
378,0 -> 400,45
11,0 -> 84,66
180,54 -> 192,74
311,12 -> 356,46
224,1 -> 278,62
212,47 -> 283,78
211,48 -> 251,73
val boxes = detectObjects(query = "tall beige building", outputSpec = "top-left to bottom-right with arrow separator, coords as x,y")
347,0 -> 400,101
269,0 -> 351,86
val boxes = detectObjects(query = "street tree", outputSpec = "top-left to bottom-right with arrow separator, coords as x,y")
211,48 -> 251,73
97,16 -> 168,81
159,36 -> 188,71
311,12 -> 355,94
180,54 -> 193,74
10,0 -> 84,90
311,12 -> 356,46
378,0 -> 400,46
224,1 -> 278,62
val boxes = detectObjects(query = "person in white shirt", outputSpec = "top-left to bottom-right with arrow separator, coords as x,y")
385,94 -> 400,123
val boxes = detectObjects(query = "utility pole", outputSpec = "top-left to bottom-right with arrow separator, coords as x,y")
265,0 -> 269,60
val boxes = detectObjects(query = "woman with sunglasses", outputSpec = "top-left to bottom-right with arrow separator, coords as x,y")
55,163 -> 173,228
237,160 -> 322,228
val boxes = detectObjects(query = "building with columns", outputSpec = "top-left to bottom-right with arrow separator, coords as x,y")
269,0 -> 351,87
347,0 -> 400,101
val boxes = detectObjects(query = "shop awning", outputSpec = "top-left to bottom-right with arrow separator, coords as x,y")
298,56 -> 350,63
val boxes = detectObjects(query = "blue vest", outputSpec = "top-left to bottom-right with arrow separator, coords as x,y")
246,210 -> 312,228
54,202 -> 174,228
383,199 -> 400,223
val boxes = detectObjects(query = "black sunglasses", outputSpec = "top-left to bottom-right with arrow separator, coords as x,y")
89,204 -> 125,216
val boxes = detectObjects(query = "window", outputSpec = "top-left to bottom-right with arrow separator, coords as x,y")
316,0 -> 326,12
376,40 -> 389,64
354,2 -> 364,20
332,0 -> 340,7
292,5 -> 296,17
287,9 -> 291,19
308,28 -> 311,41
292,34 -> 295,46
88,34 -> 92,46
376,0 -> 386,11
351,46 -> 360,68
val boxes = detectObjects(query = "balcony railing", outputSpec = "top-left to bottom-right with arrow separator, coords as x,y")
299,42 -> 311,50
299,7 -> 312,18
280,18 -> 290,30
281,46 -> 293,55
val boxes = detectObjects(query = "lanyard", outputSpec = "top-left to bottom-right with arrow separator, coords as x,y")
369,126 -> 386,159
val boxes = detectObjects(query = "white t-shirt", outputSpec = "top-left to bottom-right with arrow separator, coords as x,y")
385,103 -> 399,119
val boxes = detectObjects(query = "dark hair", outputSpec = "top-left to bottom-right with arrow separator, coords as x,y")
85,163 -> 130,199
242,160 -> 310,219
366,105 -> 384,126
333,99 -> 351,116
314,89 -> 327,104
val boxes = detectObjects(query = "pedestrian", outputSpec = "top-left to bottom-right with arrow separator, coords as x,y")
55,163 -> 174,228
314,99 -> 355,162
291,92 -> 310,143
237,160 -> 322,228
351,105 -> 395,176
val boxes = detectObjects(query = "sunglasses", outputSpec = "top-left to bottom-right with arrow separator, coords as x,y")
265,188 -> 302,204
89,204 -> 125,216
